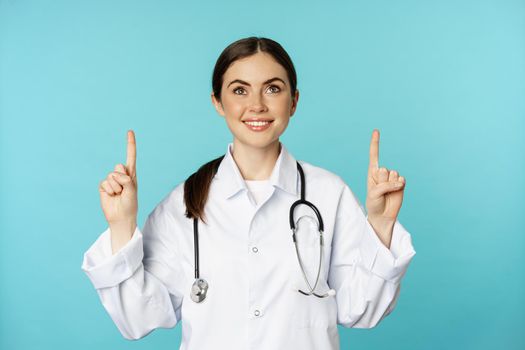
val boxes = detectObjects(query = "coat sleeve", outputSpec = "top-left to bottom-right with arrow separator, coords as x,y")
81,204 -> 185,340
328,184 -> 416,328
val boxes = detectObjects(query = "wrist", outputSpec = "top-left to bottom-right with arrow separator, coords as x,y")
367,215 -> 395,249
109,218 -> 137,230
109,219 -> 137,255
367,215 -> 395,228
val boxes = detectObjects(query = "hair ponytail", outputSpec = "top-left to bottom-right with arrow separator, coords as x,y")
183,155 -> 225,223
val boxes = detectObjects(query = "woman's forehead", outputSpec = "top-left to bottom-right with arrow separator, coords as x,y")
223,52 -> 288,84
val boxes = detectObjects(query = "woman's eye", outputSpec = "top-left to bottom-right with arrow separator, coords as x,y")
233,85 -> 280,95
267,85 -> 281,93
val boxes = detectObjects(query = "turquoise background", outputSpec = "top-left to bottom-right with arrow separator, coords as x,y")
1,0 -> 524,349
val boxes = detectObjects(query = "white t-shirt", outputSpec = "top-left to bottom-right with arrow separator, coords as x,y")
244,179 -> 273,206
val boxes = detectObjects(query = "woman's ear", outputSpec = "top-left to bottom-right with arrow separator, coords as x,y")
211,93 -> 225,117
290,89 -> 300,117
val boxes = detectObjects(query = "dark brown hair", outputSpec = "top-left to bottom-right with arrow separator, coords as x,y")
184,36 -> 297,223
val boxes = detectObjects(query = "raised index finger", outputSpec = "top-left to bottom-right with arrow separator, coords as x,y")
368,129 -> 380,171
126,129 -> 136,177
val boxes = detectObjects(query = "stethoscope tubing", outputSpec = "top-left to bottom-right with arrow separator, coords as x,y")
190,160 -> 332,303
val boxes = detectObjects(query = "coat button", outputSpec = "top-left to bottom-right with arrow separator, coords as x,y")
252,246 -> 259,253
254,309 -> 261,317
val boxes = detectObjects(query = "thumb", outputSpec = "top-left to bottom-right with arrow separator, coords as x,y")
368,181 -> 404,199
114,163 -> 137,185
111,172 -> 135,190
114,163 -> 129,175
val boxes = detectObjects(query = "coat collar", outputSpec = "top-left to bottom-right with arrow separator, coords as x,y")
214,142 -> 298,199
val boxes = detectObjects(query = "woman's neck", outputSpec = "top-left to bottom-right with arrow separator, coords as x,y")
231,139 -> 281,180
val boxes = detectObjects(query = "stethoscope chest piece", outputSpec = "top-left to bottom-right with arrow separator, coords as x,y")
190,278 -> 209,303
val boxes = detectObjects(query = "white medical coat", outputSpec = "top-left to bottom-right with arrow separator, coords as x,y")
81,142 -> 416,350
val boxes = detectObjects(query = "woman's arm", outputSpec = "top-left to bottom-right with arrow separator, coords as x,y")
81,205 -> 185,339
328,185 -> 416,328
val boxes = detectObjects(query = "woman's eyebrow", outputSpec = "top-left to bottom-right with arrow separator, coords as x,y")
227,77 -> 286,88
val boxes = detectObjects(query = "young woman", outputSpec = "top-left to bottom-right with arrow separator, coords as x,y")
82,37 -> 416,350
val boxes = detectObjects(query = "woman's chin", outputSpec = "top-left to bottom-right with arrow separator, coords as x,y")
233,137 -> 280,151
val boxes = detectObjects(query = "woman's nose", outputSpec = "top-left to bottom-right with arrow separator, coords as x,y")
248,94 -> 267,113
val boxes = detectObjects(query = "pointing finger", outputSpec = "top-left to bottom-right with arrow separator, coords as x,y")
126,130 -> 136,178
368,129 -> 380,172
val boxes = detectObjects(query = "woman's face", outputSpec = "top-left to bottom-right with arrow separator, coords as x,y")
211,51 -> 299,150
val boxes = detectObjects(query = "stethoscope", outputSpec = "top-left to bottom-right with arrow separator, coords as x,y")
190,160 -> 335,303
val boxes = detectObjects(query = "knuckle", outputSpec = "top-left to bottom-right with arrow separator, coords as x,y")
113,172 -> 125,181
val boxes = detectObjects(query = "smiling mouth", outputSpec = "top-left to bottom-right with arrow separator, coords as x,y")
243,120 -> 273,127
242,120 -> 274,131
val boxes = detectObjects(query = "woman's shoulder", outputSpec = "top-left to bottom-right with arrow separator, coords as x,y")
298,160 -> 363,212
297,160 -> 347,191
147,182 -> 187,221
298,159 -> 340,177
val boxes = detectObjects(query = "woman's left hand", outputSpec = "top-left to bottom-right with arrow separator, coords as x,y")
365,129 -> 406,248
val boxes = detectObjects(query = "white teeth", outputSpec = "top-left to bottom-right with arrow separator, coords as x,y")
245,121 -> 270,126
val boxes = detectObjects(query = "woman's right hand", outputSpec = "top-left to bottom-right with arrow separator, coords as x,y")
98,130 -> 138,245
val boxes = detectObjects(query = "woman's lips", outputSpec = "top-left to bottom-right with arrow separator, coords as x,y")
243,120 -> 273,132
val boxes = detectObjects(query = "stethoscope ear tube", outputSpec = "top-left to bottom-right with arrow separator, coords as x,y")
290,162 -> 324,232
289,163 -> 332,299
193,218 -> 200,280
289,199 -> 324,233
